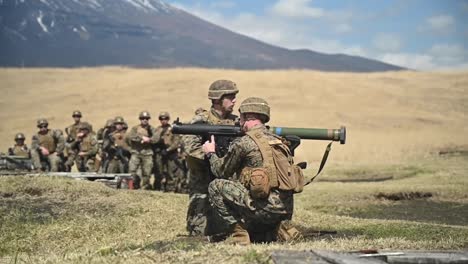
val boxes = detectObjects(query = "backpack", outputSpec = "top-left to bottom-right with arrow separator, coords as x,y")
241,130 -> 304,199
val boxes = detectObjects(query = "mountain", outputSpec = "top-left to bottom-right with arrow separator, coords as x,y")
0,0 -> 404,71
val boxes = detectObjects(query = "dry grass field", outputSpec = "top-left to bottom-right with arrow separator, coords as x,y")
1,68 -> 467,164
1,68 -> 468,263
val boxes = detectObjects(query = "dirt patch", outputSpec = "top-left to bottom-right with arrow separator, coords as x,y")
438,145 -> 468,156
348,200 -> 468,226
0,192 -> 15,198
375,191 -> 433,201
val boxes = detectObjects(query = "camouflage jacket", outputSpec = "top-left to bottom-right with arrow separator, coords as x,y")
155,125 -> 180,152
126,124 -> 160,155
183,107 -> 238,160
103,130 -> 130,152
70,132 -> 98,158
209,125 -> 294,215
31,129 -> 65,154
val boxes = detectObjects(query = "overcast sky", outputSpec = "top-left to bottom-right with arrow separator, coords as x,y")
169,0 -> 468,71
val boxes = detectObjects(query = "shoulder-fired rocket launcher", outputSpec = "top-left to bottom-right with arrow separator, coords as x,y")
171,118 -> 346,156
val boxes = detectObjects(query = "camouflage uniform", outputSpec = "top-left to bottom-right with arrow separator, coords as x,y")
126,111 -> 160,190
206,97 -> 299,244
64,112 -> 82,171
153,112 -> 184,192
184,79 -> 239,236
70,122 -> 98,172
104,117 -> 130,173
208,125 -> 294,235
8,133 -> 30,158
31,119 -> 65,172
96,119 -> 115,173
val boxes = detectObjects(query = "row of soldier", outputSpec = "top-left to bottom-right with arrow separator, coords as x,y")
7,110 -> 188,193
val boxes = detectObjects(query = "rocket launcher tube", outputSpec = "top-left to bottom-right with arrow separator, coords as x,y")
268,126 -> 346,144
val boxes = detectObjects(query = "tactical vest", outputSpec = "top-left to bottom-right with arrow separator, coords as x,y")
79,135 -> 94,152
112,131 -> 127,147
242,129 -> 304,199
12,145 -> 29,158
37,130 -> 56,153
136,126 -> 150,137
206,109 -> 236,125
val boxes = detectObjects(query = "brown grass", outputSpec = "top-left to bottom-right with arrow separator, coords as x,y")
1,68 -> 467,165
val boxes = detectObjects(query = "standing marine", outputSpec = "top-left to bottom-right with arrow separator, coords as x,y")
31,118 -> 65,172
183,80 -> 239,236
126,111 -> 160,190
202,97 -> 303,245
153,111 -> 182,192
64,110 -> 83,171
96,119 -> 116,172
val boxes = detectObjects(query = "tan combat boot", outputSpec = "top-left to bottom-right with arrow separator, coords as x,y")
225,223 -> 251,245
276,221 -> 302,242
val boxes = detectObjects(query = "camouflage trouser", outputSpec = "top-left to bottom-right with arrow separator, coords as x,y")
208,179 -> 286,237
155,153 -> 186,192
173,158 -> 188,193
186,156 -> 212,235
63,143 -> 75,171
31,151 -> 61,172
75,156 -> 96,172
107,158 -> 128,173
129,153 -> 153,190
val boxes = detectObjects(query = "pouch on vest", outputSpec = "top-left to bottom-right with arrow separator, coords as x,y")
291,164 -> 304,193
240,167 -> 270,199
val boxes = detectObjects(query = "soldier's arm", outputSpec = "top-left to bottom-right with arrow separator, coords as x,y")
87,136 -> 99,157
54,130 -> 65,153
31,135 -> 40,150
102,133 -> 114,151
64,126 -> 73,142
149,127 -> 161,144
209,139 -> 245,179
126,127 -> 142,142
182,112 -> 208,159
167,134 -> 180,152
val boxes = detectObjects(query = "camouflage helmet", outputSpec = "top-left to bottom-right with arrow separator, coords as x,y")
122,121 -> 128,129
15,133 -> 26,140
72,110 -> 82,117
105,119 -> 114,128
159,111 -> 170,120
37,118 -> 49,127
114,116 -> 125,124
208,80 -> 239,100
78,122 -> 92,131
239,97 -> 270,123
139,111 -> 151,119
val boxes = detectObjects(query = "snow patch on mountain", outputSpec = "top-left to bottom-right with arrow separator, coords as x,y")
122,0 -> 173,13
36,10 -> 49,33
